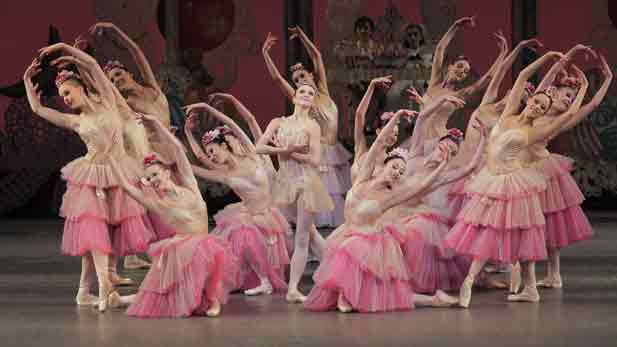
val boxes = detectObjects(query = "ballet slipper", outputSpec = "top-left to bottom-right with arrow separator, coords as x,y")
107,291 -> 125,309
244,282 -> 274,296
537,275 -> 563,289
123,255 -> 151,270
75,286 -> 98,306
432,290 -> 459,307
337,293 -> 353,313
97,280 -> 113,312
206,300 -> 222,317
109,270 -> 134,286
509,263 -> 522,294
507,286 -> 540,302
459,276 -> 474,308
286,290 -> 307,303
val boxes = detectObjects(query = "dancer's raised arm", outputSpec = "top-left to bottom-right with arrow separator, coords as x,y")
289,26 -> 329,95
438,119 -> 487,185
185,102 -> 255,152
458,32 -> 509,100
109,155 -> 156,211
262,32 -> 295,100
354,76 -> 392,160
429,16 -> 475,88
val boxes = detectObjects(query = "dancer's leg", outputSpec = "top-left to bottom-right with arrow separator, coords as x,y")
508,261 -> 540,302
539,248 -> 562,288
414,290 -> 459,307
459,259 -> 487,308
244,254 -> 273,296
309,224 -> 326,261
75,254 -> 98,305
109,255 -> 134,286
91,251 -> 113,312
287,198 -> 314,302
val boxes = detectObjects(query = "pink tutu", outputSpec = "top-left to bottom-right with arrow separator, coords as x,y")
59,158 -> 155,256
127,233 -> 240,318
445,167 -> 548,263
532,154 -> 592,249
315,143 -> 352,227
304,225 -> 416,313
149,212 -> 177,241
400,212 -> 470,293
212,203 -> 290,291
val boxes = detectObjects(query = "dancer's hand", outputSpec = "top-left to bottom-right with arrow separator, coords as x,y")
73,35 -> 90,51
263,32 -> 277,54
287,143 -> 309,154
396,109 -> 418,121
288,26 -> 304,40
38,43 -> 70,59
371,75 -> 393,89
454,16 -> 476,28
50,56 -> 79,70
444,95 -> 466,108
88,22 -> 120,38
208,93 -> 234,110
471,117 -> 487,137
494,30 -> 508,54
517,38 -> 543,53
566,44 -> 596,61
405,86 -> 424,105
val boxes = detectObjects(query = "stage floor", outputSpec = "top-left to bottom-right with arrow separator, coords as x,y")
1,217 -> 616,347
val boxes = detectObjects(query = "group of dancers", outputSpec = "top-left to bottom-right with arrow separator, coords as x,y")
21,16 -> 611,317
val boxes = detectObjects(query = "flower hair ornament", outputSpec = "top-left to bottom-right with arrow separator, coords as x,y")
556,75 -> 581,89
290,62 -> 306,73
201,125 -> 232,147
386,147 -> 409,161
143,153 -> 161,168
103,60 -> 127,74
55,70 -> 82,88
524,81 -> 536,95
442,128 -> 464,146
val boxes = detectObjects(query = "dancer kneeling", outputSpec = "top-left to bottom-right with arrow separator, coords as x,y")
107,114 -> 239,318
304,111 -> 459,313
183,96 -> 290,296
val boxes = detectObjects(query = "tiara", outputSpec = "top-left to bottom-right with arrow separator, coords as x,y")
143,153 -> 161,167
55,70 -> 81,88
290,63 -> 305,73
387,147 -> 409,160
103,60 -> 126,74
201,125 -> 232,147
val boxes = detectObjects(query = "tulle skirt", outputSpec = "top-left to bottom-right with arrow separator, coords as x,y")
304,225 -> 416,313
272,160 -> 334,214
59,157 -> 155,256
532,154 -> 592,249
445,167 -> 548,263
315,143 -> 352,227
127,233 -> 239,318
212,203 -> 290,291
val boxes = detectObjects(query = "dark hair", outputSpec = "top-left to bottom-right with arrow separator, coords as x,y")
354,16 -> 375,32
438,134 -> 462,146
403,24 -> 426,47
450,55 -> 470,65
531,90 -> 554,114
384,154 -> 406,165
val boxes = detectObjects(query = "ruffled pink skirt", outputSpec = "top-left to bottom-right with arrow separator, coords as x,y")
304,225 -> 415,313
400,212 -> 470,293
59,157 -> 155,256
445,167 -> 548,263
533,154 -> 592,249
212,203 -> 290,291
127,233 -> 239,318
315,143 -> 352,227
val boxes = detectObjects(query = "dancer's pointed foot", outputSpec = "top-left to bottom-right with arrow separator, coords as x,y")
459,276 -> 474,308
537,276 -> 563,289
507,286 -> 540,302
206,300 -> 221,317
110,272 -> 134,286
75,287 -> 98,306
337,293 -> 352,313
509,263 -> 522,294
97,280 -> 113,312
286,290 -> 307,303
123,255 -> 151,270
432,290 -> 459,307
244,282 -> 273,296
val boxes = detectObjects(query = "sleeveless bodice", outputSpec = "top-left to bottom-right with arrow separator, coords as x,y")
156,186 -> 209,234
76,112 -> 126,164
344,188 -> 383,227
486,122 -> 529,175
226,165 -> 272,214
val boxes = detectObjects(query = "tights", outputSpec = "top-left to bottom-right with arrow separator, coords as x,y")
288,197 -> 315,294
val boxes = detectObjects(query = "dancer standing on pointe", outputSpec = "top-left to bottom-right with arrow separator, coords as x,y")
445,51 -> 589,307
256,81 -> 334,303
304,111 -> 460,313
183,95 -> 290,296
24,43 -> 154,311
107,114 -> 239,318
263,27 -> 351,228
529,45 -> 612,289
418,16 -> 505,152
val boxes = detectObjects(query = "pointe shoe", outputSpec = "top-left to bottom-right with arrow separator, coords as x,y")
107,291 -> 124,309
75,287 -> 99,306
97,281 -> 113,312
110,271 -> 134,286
244,283 -> 274,296
509,263 -> 522,294
123,255 -> 151,270
537,276 -> 563,289
206,301 -> 221,317
286,290 -> 307,303
459,276 -> 474,308
337,293 -> 353,313
432,290 -> 459,307
507,286 -> 540,302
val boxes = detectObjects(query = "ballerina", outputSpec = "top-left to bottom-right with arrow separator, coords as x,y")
183,96 -> 290,296
263,27 -> 351,228
106,114 -> 239,318
24,43 -> 154,310
528,45 -> 612,289
417,16 -> 507,152
304,111 -> 459,313
255,81 -> 334,302
445,51 -> 589,307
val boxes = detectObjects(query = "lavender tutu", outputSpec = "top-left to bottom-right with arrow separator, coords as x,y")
60,158 -> 155,256
401,212 -> 470,293
315,143 -> 352,227
304,225 -> 415,313
532,154 -> 592,249
127,233 -> 240,318
212,203 -> 290,291
445,167 -> 548,263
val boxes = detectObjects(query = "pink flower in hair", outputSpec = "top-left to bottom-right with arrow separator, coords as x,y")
201,126 -> 227,147
388,147 -> 409,159
143,153 -> 160,167
55,70 -> 81,88
557,75 -> 580,89
524,82 -> 536,95
103,60 -> 126,74
447,128 -> 464,141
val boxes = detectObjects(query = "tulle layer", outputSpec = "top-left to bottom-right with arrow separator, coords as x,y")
61,217 -> 113,256
61,156 -> 141,188
532,154 -> 584,213
148,212 -> 177,241
127,234 -> 239,318
445,222 -> 548,263
272,170 -> 334,213
305,226 -> 415,313
545,206 -> 593,249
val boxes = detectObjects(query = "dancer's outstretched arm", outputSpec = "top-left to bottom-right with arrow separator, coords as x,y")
429,16 -> 476,88
537,44 -> 594,91
109,156 -> 156,211
185,102 -> 255,152
262,32 -> 295,100
354,75 -> 392,161
289,26 -> 329,95
438,119 -> 487,185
